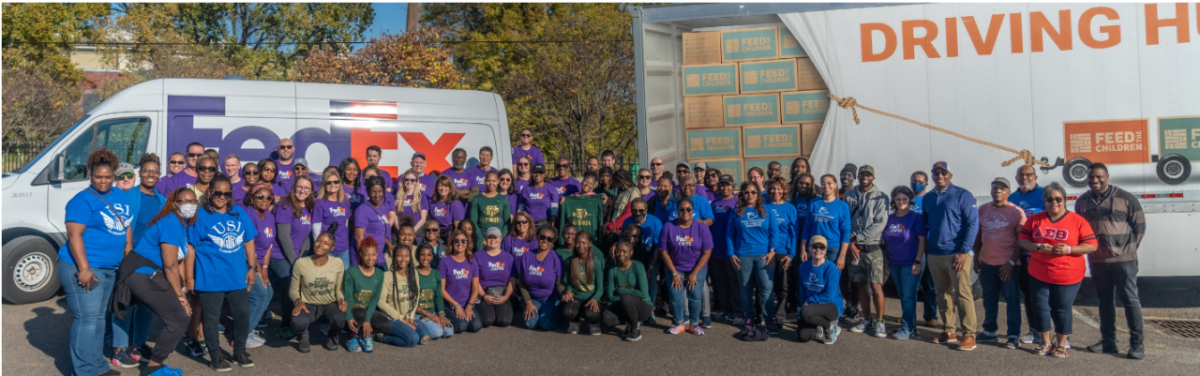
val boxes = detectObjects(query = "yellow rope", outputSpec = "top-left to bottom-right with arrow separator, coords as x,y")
828,94 -> 1050,168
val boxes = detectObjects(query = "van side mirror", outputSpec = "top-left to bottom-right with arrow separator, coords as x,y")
49,154 -> 65,182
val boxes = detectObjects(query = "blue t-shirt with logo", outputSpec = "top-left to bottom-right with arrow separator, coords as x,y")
1008,185 -> 1045,217
132,214 -> 189,274
622,215 -> 664,254
189,205 -> 258,292
802,198 -> 852,260
58,187 -> 134,270
710,197 -> 738,260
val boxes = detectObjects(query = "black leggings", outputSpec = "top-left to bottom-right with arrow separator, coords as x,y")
601,294 -> 652,327
351,307 -> 392,335
561,299 -> 602,324
477,300 -> 514,328
290,302 -> 346,341
797,303 -> 839,343
198,289 -> 250,360
267,260 -> 294,327
127,273 -> 190,363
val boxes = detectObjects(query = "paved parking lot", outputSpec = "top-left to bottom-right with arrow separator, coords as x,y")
5,282 -> 1199,375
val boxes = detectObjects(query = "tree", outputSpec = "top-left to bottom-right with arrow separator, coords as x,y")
1,3 -> 110,83
293,29 -> 462,89
1,48 -> 84,144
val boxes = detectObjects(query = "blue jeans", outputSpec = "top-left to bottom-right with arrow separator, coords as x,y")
447,303 -> 482,333
979,263 -> 1022,337
1031,277 -> 1081,335
735,255 -> 776,324
58,260 -> 117,376
107,302 -> 149,348
889,263 -> 922,334
668,268 -> 708,326
331,251 -> 351,269
523,297 -> 560,330
246,272 -> 273,336
382,318 -> 425,347
417,315 -> 452,339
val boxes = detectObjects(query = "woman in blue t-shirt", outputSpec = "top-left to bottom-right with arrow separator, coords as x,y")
725,182 -> 779,332
57,148 -> 134,376
189,174 -> 260,371
118,187 -> 198,375
796,236 -> 844,345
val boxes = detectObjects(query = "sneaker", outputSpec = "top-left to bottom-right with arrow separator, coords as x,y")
1127,345 -> 1145,360
232,352 -> 254,368
567,321 -> 580,334
957,336 -> 977,351
1021,331 -> 1039,344
588,323 -> 601,336
246,331 -> 267,349
132,344 -> 153,363
977,331 -> 999,343
187,339 -> 208,358
1005,336 -> 1020,349
1063,338 -> 1072,349
824,325 -> 840,345
209,357 -> 232,372
891,328 -> 912,340
702,316 -> 712,329
687,325 -> 705,336
815,326 -> 825,341
850,320 -> 868,333
1088,340 -> 1118,354
668,324 -> 687,334
99,370 -> 122,376
628,327 -> 642,341
841,316 -> 859,326
645,314 -> 658,326
766,321 -> 780,335
347,337 -> 361,352
324,335 -> 340,351
933,332 -> 958,344
873,321 -> 887,338
363,336 -> 374,353
111,348 -> 139,368
279,327 -> 296,340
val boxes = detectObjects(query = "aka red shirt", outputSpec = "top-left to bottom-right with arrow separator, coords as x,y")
1019,212 -> 1097,285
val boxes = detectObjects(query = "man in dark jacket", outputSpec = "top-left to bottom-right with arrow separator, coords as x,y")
1075,163 -> 1146,360
923,161 -> 980,351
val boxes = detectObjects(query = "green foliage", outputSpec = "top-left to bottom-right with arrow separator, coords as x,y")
1,3 -> 110,83
293,29 -> 463,89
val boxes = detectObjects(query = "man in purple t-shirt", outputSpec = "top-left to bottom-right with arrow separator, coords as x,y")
409,152 -> 438,199
363,145 -> 394,191
550,158 -> 581,197
511,128 -> 545,166
158,142 -> 205,196
470,146 -> 499,191
441,148 -> 474,198
274,138 -> 297,189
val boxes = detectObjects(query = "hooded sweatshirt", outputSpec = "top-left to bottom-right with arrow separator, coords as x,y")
844,184 -> 890,246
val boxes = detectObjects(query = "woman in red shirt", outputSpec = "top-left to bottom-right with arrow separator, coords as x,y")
1017,183 -> 1097,358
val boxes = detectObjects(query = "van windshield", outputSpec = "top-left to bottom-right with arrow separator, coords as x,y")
16,115 -> 90,174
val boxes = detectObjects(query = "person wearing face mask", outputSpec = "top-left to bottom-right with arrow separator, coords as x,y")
442,148 -> 475,199
113,188 -> 197,376
274,176 -> 315,340
910,170 -> 941,330
649,177 -> 678,224
909,171 -> 929,214
709,176 -> 743,323
59,148 -> 134,376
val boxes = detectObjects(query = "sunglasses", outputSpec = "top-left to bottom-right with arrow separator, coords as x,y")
279,145 -> 294,150
933,170 -> 950,176
516,220 -> 529,224
117,173 -> 135,180
254,194 -> 271,200
169,160 -> 186,165
518,163 -> 530,167
539,235 -> 556,242
452,239 -> 469,244
210,191 -> 233,199
742,190 -> 758,195
678,207 -> 693,212
244,170 -> 260,176
631,209 -> 647,214
556,164 -> 569,168
324,181 -> 339,186
295,166 -> 308,171
812,245 -> 827,250
197,166 -> 218,173
187,153 -> 203,158
651,163 -> 663,166
427,227 -> 440,232
638,175 -> 651,180
676,170 -> 689,175
520,133 -> 533,137
1045,197 -> 1065,203
262,168 -> 277,172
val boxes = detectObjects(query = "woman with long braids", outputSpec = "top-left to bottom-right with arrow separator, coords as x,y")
116,188 -> 198,375
438,230 -> 483,333
378,244 -> 427,347
414,244 -> 454,340
59,148 -> 133,376
273,175 -> 315,340
355,175 -> 396,270
343,237 -> 389,353
339,157 -> 365,208
559,232 -> 606,336
190,174 -> 259,371
288,231 -> 346,353
725,181 -> 779,332
244,184 -> 277,348
233,162 -> 260,205
314,170 -> 353,268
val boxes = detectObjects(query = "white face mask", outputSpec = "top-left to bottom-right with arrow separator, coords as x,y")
178,204 -> 198,219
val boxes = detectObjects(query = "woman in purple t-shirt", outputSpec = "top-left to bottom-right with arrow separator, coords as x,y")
355,176 -> 396,270
518,227 -> 563,331
473,229 -> 516,328
881,186 -> 926,340
245,184 -> 276,347
314,170 -> 353,268
272,175 -> 314,335
499,169 -> 520,216
395,169 -> 429,232
503,212 -> 538,258
438,230 -> 482,333
429,176 -> 464,239
519,164 -> 560,227
659,198 -> 713,336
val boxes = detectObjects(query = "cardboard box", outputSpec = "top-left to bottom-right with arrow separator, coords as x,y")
739,59 -> 799,94
782,90 -> 830,123
686,128 -> 742,159
745,157 -> 794,182
683,63 -> 739,97
724,94 -> 781,127
692,158 -> 745,186
721,27 -> 779,62
795,57 -> 828,91
683,32 -> 723,66
742,124 -> 802,158
779,27 -> 807,58
800,122 -> 824,155
684,96 -> 725,129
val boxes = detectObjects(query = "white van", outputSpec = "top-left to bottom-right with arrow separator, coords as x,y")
2,78 -> 512,304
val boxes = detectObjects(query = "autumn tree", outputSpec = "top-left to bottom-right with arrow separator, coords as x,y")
293,29 -> 462,89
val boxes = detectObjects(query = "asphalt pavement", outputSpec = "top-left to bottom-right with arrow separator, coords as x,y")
4,285 -> 1199,376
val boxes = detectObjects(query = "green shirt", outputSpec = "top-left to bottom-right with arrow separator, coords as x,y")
343,266 -> 385,323
560,253 -> 606,302
559,195 -> 605,241
606,260 -> 651,304
416,269 -> 444,315
469,193 -> 511,245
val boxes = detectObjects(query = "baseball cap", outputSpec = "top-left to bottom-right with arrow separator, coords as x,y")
859,165 -> 875,176
809,235 -> 828,248
932,161 -> 951,173
718,175 -> 734,185
532,163 -> 546,173
116,163 -> 136,177
485,227 -> 503,239
841,163 -> 858,175
694,162 -> 708,170
294,158 -> 309,168
992,177 -> 1011,188
412,152 -> 426,160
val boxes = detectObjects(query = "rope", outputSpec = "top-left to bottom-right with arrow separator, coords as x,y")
828,93 -> 1050,168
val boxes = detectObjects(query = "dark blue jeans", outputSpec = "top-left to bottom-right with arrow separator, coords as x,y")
668,268 -> 708,326
889,263 -> 922,333
522,297 -> 560,330
59,260 -> 117,376
1030,277 -> 1081,335
979,263 -> 1022,337
382,318 -> 425,347
736,255 -> 776,325
1091,261 -> 1144,345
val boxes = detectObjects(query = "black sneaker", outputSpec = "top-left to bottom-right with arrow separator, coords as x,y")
765,321 -> 780,335
1005,336 -> 1020,349
324,335 -> 340,351
628,327 -> 642,341
1128,345 -> 1145,360
567,321 -> 580,334
110,348 -> 139,368
133,344 -> 153,363
1088,340 -> 1119,354
99,370 -> 121,376
187,340 -> 208,358
296,329 -> 311,353
209,357 -> 232,372
231,352 -> 255,368
588,323 -> 601,336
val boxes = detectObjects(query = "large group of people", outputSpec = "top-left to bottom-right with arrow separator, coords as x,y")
59,129 -> 1148,376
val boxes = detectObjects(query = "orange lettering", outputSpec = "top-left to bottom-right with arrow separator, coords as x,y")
1031,10 -> 1072,52
946,17 -> 959,57
1010,13 -> 1024,53
963,14 -> 1005,55
1145,3 -> 1190,45
1079,7 -> 1121,49
861,23 -> 897,62
902,20 -> 941,60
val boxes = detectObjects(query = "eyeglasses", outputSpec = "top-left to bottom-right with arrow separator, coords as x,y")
210,191 -> 233,199
262,168 -> 277,172
638,175 -> 651,180
197,166 -> 218,173
296,187 -> 312,192
187,153 -> 203,158
1045,197 -> 1065,203
169,161 -> 186,165
539,235 -> 556,242
556,164 -> 569,168
452,239 -> 469,244
254,194 -> 271,200
279,145 -> 294,150
117,173 -> 135,180
631,209 -> 647,214
244,170 -> 260,176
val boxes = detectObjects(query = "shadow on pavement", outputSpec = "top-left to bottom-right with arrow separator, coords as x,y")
24,298 -> 73,375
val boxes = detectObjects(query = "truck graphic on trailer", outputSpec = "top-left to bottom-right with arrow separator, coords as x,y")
1048,116 -> 1200,187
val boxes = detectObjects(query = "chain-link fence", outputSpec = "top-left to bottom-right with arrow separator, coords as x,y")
2,140 -> 51,173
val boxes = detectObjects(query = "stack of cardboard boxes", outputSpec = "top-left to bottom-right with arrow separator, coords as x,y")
682,26 -> 828,185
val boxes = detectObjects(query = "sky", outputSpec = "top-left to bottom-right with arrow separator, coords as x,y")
367,3 -> 411,39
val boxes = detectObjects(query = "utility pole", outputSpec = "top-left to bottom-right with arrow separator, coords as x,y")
406,3 -> 418,33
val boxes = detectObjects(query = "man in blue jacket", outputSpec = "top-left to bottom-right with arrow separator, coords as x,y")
922,161 -> 980,351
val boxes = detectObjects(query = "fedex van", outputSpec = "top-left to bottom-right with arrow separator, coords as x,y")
2,78 -> 512,304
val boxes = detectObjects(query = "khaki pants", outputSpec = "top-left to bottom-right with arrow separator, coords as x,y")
928,254 -> 977,337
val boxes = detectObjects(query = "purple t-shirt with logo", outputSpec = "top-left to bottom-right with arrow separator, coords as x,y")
429,199 -> 465,233
883,210 -> 927,266
437,256 -> 478,306
273,201 -> 312,260
470,165 -> 499,191
274,158 -> 295,186
354,201 -> 393,265
515,179 -> 530,194
519,184 -> 560,222
441,169 -> 474,191
502,235 -> 538,258
659,222 -> 713,273
157,171 -> 197,197
710,197 -> 739,260
512,145 -> 546,166
550,177 -> 581,197
246,207 -> 278,261
396,193 -> 429,221
313,198 -> 352,253
517,251 -> 562,300
474,250 -> 515,289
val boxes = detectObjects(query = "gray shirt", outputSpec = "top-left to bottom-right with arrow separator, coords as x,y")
845,184 -> 889,246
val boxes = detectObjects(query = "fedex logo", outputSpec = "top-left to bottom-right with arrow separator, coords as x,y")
1033,227 -> 1070,242
513,247 -> 528,257
328,207 -> 347,217
452,268 -> 471,279
433,207 -> 448,217
488,261 -> 506,271
528,192 -> 546,200
675,235 -> 695,247
527,265 -> 545,276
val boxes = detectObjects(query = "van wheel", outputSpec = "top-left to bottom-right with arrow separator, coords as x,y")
3,236 -> 61,304
1156,154 -> 1191,185
1062,158 -> 1091,187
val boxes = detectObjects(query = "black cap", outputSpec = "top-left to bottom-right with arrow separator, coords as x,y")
532,163 -> 546,173
841,163 -> 858,175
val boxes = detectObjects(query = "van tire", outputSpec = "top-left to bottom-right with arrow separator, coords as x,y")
1062,157 -> 1091,187
3,236 -> 61,305
1156,154 -> 1191,185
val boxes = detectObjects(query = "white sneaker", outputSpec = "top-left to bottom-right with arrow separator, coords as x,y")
873,321 -> 887,338
850,320 -> 868,333
1020,331 -> 1039,344
246,331 -> 266,349
815,326 -> 825,340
